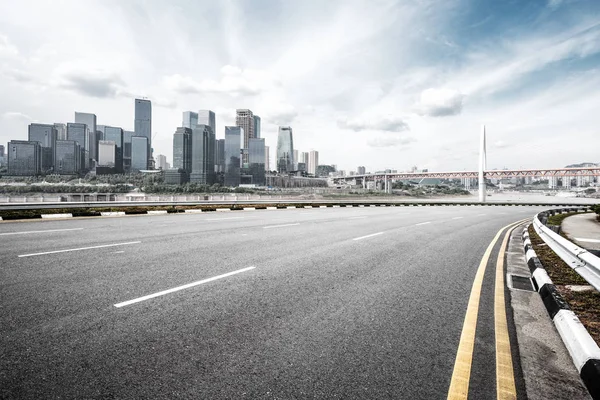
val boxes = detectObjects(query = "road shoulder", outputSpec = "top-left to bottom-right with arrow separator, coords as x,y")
507,224 -> 591,400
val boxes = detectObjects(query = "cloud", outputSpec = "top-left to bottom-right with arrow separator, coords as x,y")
55,66 -> 125,98
0,34 -> 18,59
2,111 -> 32,121
164,65 -> 277,97
367,136 -> 415,148
263,103 -> 298,126
414,88 -> 464,117
547,0 -> 564,10
337,116 -> 410,132
493,140 -> 509,148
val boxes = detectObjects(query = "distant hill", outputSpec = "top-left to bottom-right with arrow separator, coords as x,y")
565,162 -> 598,168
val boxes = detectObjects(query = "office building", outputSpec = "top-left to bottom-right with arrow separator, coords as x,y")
276,126 -> 294,173
190,124 -> 215,184
67,122 -> 88,170
357,166 -> 366,175
198,110 -> 216,133
103,126 -> 123,172
123,130 -> 134,172
98,140 -> 116,167
265,146 -> 270,171
308,150 -> 319,176
173,127 -> 192,174
182,111 -> 198,129
134,98 -> 152,168
7,140 -> 41,176
74,112 -> 97,164
254,115 -> 261,139
54,140 -> 80,174
215,139 -> 225,174
293,150 -> 299,170
131,136 -> 148,172
224,126 -> 242,187
248,138 -> 266,186
156,154 -> 168,170
164,168 -> 189,185
236,109 -> 254,164
54,123 -> 67,140
28,123 -> 57,173
0,144 -> 4,166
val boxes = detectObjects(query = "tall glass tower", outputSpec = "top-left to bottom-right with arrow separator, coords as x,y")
276,126 -> 294,173
224,127 -> 242,187
134,99 -> 152,168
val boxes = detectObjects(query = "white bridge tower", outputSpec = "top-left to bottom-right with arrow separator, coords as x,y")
478,125 -> 487,203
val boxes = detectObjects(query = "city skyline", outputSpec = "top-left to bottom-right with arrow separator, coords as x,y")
1,1 -> 599,172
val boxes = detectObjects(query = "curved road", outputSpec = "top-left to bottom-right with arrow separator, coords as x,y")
1,205 -> 544,398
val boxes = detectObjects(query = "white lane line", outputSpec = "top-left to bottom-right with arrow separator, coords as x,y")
0,228 -> 83,236
205,217 -> 245,221
114,266 -> 256,308
114,251 -> 125,254
18,241 -> 141,258
575,238 -> 600,243
353,232 -> 384,241
415,221 -> 431,226
263,223 -> 300,229
452,217 -> 463,220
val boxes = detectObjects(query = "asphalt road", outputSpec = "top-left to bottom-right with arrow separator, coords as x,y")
1,205 -> 544,399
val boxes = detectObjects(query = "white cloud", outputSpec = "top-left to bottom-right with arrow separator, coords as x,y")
2,111 -> 32,121
0,34 -> 18,59
54,64 -> 125,98
367,136 -> 415,148
414,88 -> 464,117
338,116 -> 410,132
262,102 -> 298,126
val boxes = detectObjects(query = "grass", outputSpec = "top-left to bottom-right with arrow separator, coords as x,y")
547,212 -> 581,226
560,288 -> 600,345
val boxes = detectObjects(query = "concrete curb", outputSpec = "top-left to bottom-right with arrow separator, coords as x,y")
101,212 -> 125,217
522,225 -> 600,399
184,209 -> 204,213
41,213 -> 73,219
147,210 -> 168,215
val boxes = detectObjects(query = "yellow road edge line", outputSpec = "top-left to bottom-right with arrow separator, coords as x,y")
495,224 -> 520,400
447,219 -> 527,400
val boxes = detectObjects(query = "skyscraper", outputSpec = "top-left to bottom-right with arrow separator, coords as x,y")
248,138 -> 266,185
7,140 -> 41,176
134,98 -> 152,168
123,130 -> 134,172
215,139 -> 225,174
173,127 -> 192,174
236,109 -> 254,164
357,166 -> 366,175
54,140 -> 80,174
265,146 -> 270,171
276,126 -> 294,173
308,150 -> 319,176
224,126 -> 242,187
103,126 -> 124,172
198,110 -> 216,133
293,150 -> 299,171
131,136 -> 148,172
28,123 -> 56,173
182,111 -> 198,129
74,112 -> 97,164
253,115 -> 261,139
156,154 -> 167,170
190,124 -> 215,184
67,122 -> 88,170
97,140 -> 116,167
54,123 -> 67,140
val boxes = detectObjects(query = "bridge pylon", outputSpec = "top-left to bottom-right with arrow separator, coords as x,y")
478,125 -> 487,203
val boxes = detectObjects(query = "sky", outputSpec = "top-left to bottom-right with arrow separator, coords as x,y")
0,0 -> 599,173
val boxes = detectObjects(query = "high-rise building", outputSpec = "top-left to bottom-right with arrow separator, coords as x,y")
301,152 -> 309,166
198,110 -> 216,133
173,127 -> 192,174
248,138 -> 266,186
293,150 -> 299,171
67,122 -> 88,170
123,130 -> 134,172
0,144 -> 5,166
74,112 -> 97,164
308,150 -> 319,176
28,123 -> 57,173
97,140 -> 116,167
7,140 -> 41,176
190,124 -> 215,184
103,126 -> 124,172
254,115 -> 261,139
156,154 -> 167,170
215,139 -> 225,174
54,123 -> 67,140
265,146 -> 270,171
357,166 -> 366,175
134,98 -> 152,168
224,126 -> 242,187
54,140 -> 80,174
131,136 -> 148,172
182,111 -> 198,129
236,109 -> 254,164
276,126 -> 294,173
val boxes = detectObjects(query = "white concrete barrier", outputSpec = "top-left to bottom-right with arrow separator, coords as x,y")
41,213 -> 73,219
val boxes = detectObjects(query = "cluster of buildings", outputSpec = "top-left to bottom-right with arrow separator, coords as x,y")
165,108 -> 320,187
3,99 -> 153,176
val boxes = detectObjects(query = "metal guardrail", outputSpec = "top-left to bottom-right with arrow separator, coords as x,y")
533,208 -> 600,291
